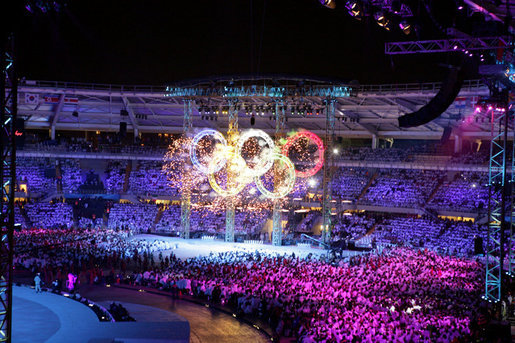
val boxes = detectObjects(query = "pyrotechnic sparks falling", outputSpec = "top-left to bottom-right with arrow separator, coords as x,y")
162,129 -> 324,213
163,136 -> 208,195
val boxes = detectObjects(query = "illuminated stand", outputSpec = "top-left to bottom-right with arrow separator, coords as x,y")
181,100 -> 193,239
272,102 -> 286,246
322,99 -> 336,244
0,33 -> 16,343
225,101 -> 239,243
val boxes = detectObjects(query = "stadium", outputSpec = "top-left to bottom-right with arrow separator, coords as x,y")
1,1 -> 515,342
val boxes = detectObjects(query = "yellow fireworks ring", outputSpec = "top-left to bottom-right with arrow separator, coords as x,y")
254,153 -> 296,199
208,151 -> 251,197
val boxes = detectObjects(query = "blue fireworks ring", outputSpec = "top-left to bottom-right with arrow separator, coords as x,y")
190,129 -> 228,174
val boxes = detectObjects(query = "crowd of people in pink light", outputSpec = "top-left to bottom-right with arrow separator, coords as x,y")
12,224 -> 494,342
130,248 -> 485,342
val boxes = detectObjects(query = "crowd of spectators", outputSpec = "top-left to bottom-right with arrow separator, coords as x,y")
129,161 -> 177,196
360,169 -> 443,208
372,216 -> 485,257
12,221 -> 493,343
107,203 -> 158,232
297,211 -> 320,233
332,212 -> 376,240
59,159 -> 82,193
154,205 -> 181,233
428,172 -> 489,212
23,201 -> 74,229
332,168 -> 370,201
12,137 -> 509,341
13,227 -> 174,294
129,248 -> 486,342
104,161 -> 128,193
16,157 -> 56,194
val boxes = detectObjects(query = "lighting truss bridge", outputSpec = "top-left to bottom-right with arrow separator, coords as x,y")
385,36 -> 511,55
165,85 -> 351,98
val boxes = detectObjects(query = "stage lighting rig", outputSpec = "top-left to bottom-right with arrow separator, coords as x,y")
319,0 -> 336,9
374,10 -> 391,29
346,0 -> 364,19
399,20 -> 412,35
318,0 -> 414,33
24,0 -> 67,13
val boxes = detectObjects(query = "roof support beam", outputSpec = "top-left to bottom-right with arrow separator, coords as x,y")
121,97 -> 139,138
50,94 -> 65,140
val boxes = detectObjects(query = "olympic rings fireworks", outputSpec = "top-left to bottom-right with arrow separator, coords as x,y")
208,151 -> 250,197
254,153 -> 296,199
189,129 -> 322,198
190,129 -> 227,174
236,129 -> 275,177
281,130 -> 325,178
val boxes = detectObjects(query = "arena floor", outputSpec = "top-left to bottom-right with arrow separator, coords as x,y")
131,234 -> 362,260
12,285 -> 190,343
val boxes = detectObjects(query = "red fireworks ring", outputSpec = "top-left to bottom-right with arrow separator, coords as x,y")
281,130 -> 325,178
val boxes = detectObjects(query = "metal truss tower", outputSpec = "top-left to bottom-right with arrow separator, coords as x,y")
272,101 -> 286,246
225,101 -> 239,243
322,99 -> 335,244
0,33 -> 17,343
180,100 -> 193,239
486,95 -> 512,303
510,131 -> 515,278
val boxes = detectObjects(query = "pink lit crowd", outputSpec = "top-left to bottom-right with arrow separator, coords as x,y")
13,226 -> 488,343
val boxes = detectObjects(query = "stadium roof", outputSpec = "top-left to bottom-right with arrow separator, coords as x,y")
18,78 -> 491,140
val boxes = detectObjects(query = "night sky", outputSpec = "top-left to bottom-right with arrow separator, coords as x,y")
14,0 -> 454,85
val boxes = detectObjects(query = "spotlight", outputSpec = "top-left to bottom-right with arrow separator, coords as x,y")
399,20 -> 412,35
319,0 -> 336,9
308,179 -> 317,187
374,11 -> 390,29
345,0 -> 363,19
333,148 -> 339,155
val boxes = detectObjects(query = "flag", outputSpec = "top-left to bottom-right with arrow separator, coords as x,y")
25,93 -> 39,104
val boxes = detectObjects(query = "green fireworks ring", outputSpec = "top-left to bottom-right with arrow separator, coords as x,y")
254,153 -> 296,199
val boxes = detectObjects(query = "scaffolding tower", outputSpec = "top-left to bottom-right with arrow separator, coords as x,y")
0,33 -> 17,343
322,99 -> 336,244
486,90 -> 512,303
180,100 -> 193,239
272,101 -> 286,246
225,101 -> 239,243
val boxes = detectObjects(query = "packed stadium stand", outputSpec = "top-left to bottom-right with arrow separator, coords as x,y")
11,135 -> 510,343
